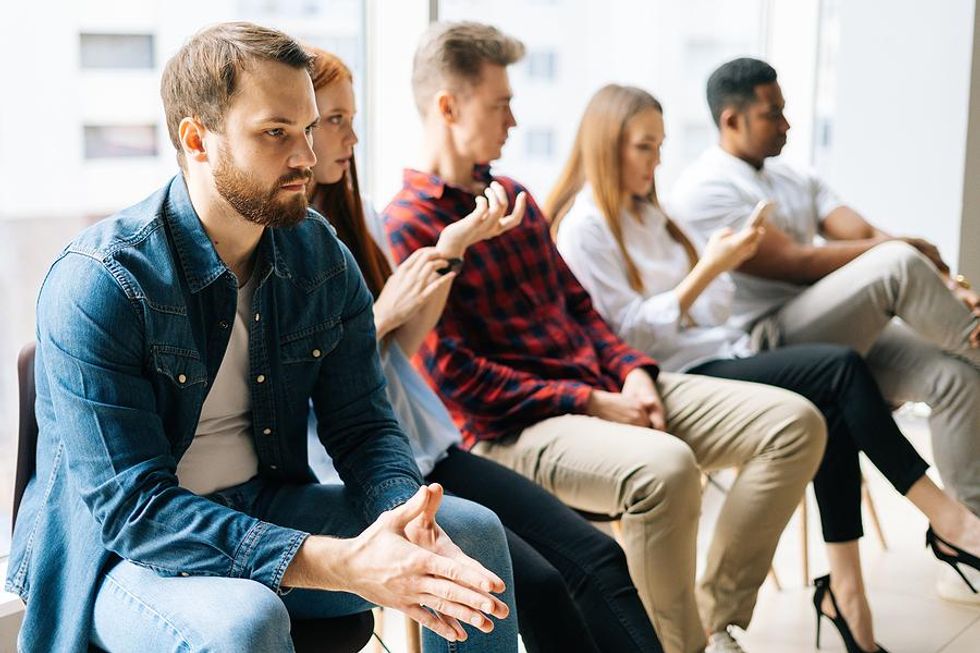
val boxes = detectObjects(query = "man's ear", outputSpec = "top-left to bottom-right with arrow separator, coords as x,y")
720,106 -> 742,134
178,117 -> 209,164
435,90 -> 457,124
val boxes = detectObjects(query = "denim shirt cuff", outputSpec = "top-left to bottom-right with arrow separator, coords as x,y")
235,520 -> 310,593
363,477 -> 421,522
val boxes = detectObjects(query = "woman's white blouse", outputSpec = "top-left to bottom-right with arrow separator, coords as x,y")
555,187 -> 755,372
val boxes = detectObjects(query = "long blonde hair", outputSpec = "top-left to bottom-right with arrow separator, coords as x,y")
544,84 -> 698,292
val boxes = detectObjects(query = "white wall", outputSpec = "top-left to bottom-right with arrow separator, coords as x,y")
822,0 -> 977,273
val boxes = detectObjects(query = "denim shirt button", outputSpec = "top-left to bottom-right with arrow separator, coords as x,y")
180,572 -> 189,577
219,320 -> 230,329
177,374 -> 187,384
311,349 -> 321,358
256,374 -> 266,384
270,465 -> 278,471
254,312 -> 261,322
262,428 -> 272,435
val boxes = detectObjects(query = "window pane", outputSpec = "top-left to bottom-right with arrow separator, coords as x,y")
84,125 -> 159,159
80,34 -> 155,69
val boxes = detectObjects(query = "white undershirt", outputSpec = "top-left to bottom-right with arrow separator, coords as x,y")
176,274 -> 260,495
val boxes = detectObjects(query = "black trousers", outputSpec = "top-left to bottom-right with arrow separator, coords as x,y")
428,446 -> 663,653
690,343 -> 929,543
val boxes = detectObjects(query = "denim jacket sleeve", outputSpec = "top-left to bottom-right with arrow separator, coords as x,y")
36,252 -> 307,591
310,245 -> 424,521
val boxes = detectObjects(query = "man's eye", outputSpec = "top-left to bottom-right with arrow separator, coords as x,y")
266,128 -> 285,137
328,115 -> 343,125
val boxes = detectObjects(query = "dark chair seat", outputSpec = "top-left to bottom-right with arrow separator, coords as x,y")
14,342 -> 374,653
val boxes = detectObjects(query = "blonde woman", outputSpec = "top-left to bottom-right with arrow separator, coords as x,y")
547,83 -> 980,653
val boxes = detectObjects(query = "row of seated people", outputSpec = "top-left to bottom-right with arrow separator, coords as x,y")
7,18 -> 980,653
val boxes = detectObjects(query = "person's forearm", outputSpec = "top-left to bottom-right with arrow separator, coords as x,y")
674,259 -> 725,314
394,280 -> 453,357
741,237 -> 886,283
282,535 -> 349,591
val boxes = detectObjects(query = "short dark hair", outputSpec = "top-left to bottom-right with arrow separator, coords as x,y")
161,22 -> 313,167
706,57 -> 777,127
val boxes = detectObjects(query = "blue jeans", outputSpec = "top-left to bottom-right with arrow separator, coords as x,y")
90,479 -> 518,652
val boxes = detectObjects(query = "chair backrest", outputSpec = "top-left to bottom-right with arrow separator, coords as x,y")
13,342 -> 37,533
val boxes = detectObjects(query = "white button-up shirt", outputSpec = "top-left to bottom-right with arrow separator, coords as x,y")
555,186 -> 754,372
666,146 -> 843,329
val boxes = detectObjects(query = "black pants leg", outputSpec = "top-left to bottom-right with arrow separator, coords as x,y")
690,344 -> 929,543
427,446 -> 662,653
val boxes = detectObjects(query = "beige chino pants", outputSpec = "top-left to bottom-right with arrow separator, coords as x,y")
753,241 -> 980,514
473,372 -> 826,653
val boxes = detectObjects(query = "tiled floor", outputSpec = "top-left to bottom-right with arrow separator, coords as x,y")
365,409 -> 980,652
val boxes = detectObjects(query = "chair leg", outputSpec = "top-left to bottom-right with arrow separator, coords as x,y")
767,565 -> 783,591
800,494 -> 810,587
405,612 -> 422,653
862,475 -> 888,551
610,519 -> 624,545
372,607 -> 385,653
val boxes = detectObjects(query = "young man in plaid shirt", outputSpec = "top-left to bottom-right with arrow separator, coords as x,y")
383,21 -> 827,653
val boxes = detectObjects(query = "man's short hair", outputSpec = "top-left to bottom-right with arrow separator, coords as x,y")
411,21 -> 526,115
706,57 -> 778,127
161,21 -> 313,166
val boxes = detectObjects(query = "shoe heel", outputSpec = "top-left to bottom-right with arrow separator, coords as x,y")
951,562 -> 978,593
815,614 -> 822,649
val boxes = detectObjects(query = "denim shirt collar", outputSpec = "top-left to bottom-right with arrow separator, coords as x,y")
164,174 -> 292,293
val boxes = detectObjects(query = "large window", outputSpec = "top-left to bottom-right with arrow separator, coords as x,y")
0,0 -> 367,559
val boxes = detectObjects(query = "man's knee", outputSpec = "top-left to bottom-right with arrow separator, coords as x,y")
201,581 -> 291,651
872,240 -> 935,279
927,358 -> 979,411
627,442 -> 701,519
436,497 -> 507,560
765,391 -> 828,472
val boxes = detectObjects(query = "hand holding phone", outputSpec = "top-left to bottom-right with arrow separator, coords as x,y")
745,200 -> 774,230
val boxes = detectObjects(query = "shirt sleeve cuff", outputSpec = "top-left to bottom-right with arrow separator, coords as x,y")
361,477 -> 422,522
233,520 -> 310,594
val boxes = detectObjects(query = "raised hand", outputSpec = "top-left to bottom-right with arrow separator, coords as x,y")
438,182 -> 528,258
373,247 -> 456,339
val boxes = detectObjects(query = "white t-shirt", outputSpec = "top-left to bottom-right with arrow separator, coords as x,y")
555,186 -> 754,372
666,146 -> 844,329
176,274 -> 259,495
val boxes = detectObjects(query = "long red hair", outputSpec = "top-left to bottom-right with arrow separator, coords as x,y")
306,46 -> 392,298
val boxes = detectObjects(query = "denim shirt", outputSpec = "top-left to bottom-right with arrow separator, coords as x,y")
5,175 -> 423,652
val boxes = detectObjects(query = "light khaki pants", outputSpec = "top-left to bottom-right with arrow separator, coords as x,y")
754,241 -> 980,513
473,373 -> 826,653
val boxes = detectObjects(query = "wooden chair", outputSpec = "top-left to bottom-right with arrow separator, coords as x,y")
13,343 -> 375,653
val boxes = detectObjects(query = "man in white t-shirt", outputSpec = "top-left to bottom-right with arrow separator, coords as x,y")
668,57 -> 980,601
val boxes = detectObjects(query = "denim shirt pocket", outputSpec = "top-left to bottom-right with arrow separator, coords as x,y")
279,318 -> 344,398
150,345 -> 209,389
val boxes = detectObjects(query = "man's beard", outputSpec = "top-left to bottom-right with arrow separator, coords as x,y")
213,149 -> 312,228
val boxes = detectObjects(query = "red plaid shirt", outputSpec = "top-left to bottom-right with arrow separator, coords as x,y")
382,166 -> 659,447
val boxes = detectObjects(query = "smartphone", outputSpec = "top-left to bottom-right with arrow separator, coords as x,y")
745,200 -> 774,230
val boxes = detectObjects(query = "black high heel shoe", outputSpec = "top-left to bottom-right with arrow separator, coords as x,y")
813,574 -> 888,653
926,526 -> 980,593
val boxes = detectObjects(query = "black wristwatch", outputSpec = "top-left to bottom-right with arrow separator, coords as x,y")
438,257 -> 464,275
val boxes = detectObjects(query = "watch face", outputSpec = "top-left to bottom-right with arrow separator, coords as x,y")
438,257 -> 464,275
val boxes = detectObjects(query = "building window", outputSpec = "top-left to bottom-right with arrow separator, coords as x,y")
79,34 -> 155,70
84,125 -> 158,159
525,50 -> 558,81
525,128 -> 555,158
